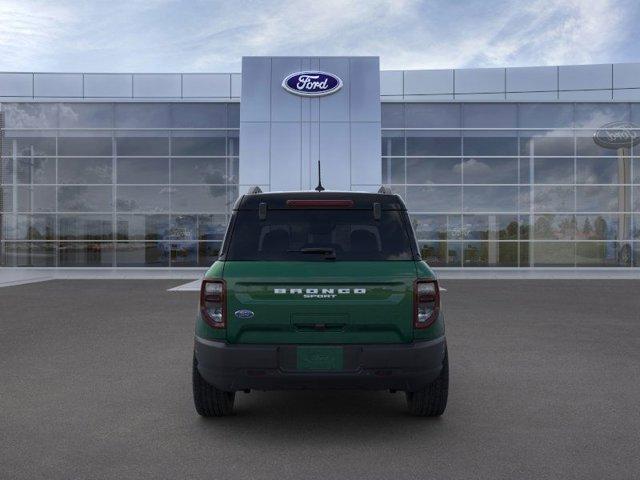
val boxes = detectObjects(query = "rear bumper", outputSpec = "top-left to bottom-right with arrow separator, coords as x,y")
194,336 -> 446,392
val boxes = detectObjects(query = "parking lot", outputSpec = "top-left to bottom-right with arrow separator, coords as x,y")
1,279 -> 639,479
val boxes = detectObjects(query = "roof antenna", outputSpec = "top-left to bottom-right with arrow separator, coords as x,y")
315,160 -> 325,192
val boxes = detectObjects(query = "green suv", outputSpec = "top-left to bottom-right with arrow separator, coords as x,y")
192,188 -> 448,416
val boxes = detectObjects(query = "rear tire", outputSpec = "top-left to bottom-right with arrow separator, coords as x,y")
406,348 -> 448,417
192,354 -> 235,417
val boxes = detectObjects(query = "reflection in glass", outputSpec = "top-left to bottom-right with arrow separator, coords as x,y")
463,136 -> 518,156
519,135 -> 573,156
463,242 -> 518,267
576,186 -> 628,212
198,242 -> 222,266
16,157 -> 56,184
3,104 -> 58,128
116,136 -> 169,156
1,158 -> 12,183
519,215 -> 530,240
58,137 -> 113,156
58,186 -> 113,212
534,186 -> 574,212
406,104 -> 460,128
171,158 -> 227,184
574,103 -> 630,128
576,136 -> 629,156
575,214 -> 628,241
116,214 -> 170,241
2,242 -> 56,266
3,137 -> 56,156
462,157 -> 517,184
406,132 -> 460,156
228,104 -> 240,127
406,186 -> 461,212
15,215 -> 55,240
17,186 -> 56,212
419,241 -> 462,267
59,242 -> 114,267
576,242 -> 631,267
520,241 -> 530,266
534,158 -> 574,184
116,186 -> 171,212
59,214 -> 113,240
115,242 -> 169,267
381,131 -> 404,156
381,104 -> 404,128
463,186 -> 518,212
114,104 -> 171,128
197,215 -> 227,241
227,131 -> 239,157
170,103 -> 227,128
168,239 -> 197,266
381,158 -> 405,184
532,242 -> 575,266
171,186 -> 228,213
58,158 -> 112,184
171,135 -> 226,156
58,103 -> 113,128
576,157 -> 628,184
463,104 -> 517,128
407,158 -> 461,184
533,215 -> 575,240
116,158 -> 169,184
462,215 -> 518,240
227,158 -> 239,184
411,214 -> 462,240
0,186 -> 12,211
518,104 -> 573,129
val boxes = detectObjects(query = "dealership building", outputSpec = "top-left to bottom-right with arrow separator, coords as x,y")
1,56 -> 639,270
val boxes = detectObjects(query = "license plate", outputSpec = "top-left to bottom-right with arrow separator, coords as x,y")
296,346 -> 343,371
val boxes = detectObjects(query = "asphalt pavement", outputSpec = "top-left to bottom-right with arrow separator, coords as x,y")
1,279 -> 639,479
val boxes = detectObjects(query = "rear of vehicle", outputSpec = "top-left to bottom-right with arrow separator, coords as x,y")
193,191 -> 448,417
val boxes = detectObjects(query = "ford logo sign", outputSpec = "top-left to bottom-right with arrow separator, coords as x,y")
593,121 -> 640,149
234,309 -> 254,319
282,71 -> 343,97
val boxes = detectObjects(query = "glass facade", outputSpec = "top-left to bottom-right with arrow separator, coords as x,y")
1,100 -> 639,268
382,103 -> 640,268
0,102 -> 239,267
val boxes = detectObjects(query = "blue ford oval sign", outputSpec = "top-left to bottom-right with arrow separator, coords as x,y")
282,71 -> 343,97
234,309 -> 254,319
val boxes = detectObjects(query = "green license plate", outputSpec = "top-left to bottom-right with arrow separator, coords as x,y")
296,346 -> 343,371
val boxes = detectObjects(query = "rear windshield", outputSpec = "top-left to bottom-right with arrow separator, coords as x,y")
225,210 -> 415,261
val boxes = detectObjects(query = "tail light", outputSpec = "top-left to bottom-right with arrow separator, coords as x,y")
414,280 -> 440,329
200,279 -> 226,328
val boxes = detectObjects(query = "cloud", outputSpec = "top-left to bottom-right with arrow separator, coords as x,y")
0,0 -> 637,72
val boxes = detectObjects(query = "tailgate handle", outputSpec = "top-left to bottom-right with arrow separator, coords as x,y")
294,323 -> 345,332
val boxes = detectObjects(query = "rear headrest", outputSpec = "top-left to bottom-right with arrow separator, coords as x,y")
261,229 -> 290,252
350,229 -> 378,252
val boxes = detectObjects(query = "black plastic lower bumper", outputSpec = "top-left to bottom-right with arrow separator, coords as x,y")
194,336 -> 446,392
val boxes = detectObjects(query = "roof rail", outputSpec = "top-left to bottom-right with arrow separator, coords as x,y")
247,186 -> 263,194
377,185 -> 394,195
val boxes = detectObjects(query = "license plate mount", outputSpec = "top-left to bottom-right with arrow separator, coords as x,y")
296,346 -> 343,371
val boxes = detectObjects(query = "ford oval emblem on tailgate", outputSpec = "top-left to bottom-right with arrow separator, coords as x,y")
234,309 -> 254,319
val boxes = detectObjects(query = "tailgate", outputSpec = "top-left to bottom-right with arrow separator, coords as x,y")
223,261 -> 417,344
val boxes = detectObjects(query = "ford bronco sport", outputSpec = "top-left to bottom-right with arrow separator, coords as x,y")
193,188 -> 448,416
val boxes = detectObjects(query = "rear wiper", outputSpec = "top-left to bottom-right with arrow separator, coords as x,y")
288,247 -> 337,260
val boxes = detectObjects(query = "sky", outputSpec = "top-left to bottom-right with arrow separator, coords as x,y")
0,0 -> 638,73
